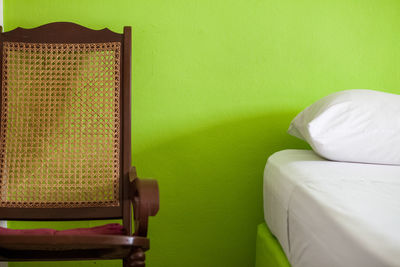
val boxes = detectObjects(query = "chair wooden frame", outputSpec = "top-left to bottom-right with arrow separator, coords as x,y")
0,22 -> 159,267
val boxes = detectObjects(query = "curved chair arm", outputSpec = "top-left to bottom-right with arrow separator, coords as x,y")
129,166 -> 159,237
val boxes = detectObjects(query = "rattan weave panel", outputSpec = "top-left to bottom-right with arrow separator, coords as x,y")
0,42 -> 121,208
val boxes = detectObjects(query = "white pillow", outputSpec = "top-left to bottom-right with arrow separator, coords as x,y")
288,89 -> 400,165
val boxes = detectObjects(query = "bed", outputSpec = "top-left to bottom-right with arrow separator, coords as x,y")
257,149 -> 400,267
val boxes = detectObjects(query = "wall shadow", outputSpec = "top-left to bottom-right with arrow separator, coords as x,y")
134,111 -> 309,267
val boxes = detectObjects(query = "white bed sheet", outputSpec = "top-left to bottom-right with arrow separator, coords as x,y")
263,149 -> 400,267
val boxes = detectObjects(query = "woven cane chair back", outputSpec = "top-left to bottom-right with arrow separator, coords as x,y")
0,23 -> 131,220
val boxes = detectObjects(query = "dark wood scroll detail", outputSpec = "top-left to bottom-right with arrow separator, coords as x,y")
129,167 -> 159,237
125,166 -> 159,267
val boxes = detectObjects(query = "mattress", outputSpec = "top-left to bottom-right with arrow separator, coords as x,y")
263,149 -> 400,267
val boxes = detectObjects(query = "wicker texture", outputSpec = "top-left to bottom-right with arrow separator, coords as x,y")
0,41 -> 121,208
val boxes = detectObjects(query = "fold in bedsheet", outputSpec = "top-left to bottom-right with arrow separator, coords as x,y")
263,149 -> 400,267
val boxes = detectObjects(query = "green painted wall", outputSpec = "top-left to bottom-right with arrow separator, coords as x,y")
4,0 -> 400,266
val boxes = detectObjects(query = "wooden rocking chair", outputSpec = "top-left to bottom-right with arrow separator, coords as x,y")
0,22 -> 159,267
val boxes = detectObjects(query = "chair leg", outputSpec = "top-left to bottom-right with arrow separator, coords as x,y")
124,247 -> 146,267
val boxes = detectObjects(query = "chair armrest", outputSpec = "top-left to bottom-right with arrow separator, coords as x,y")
129,166 -> 159,237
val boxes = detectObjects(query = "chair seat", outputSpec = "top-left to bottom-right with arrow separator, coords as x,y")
0,224 -> 149,261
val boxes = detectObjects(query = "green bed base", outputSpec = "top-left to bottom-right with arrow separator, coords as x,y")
255,223 -> 291,267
